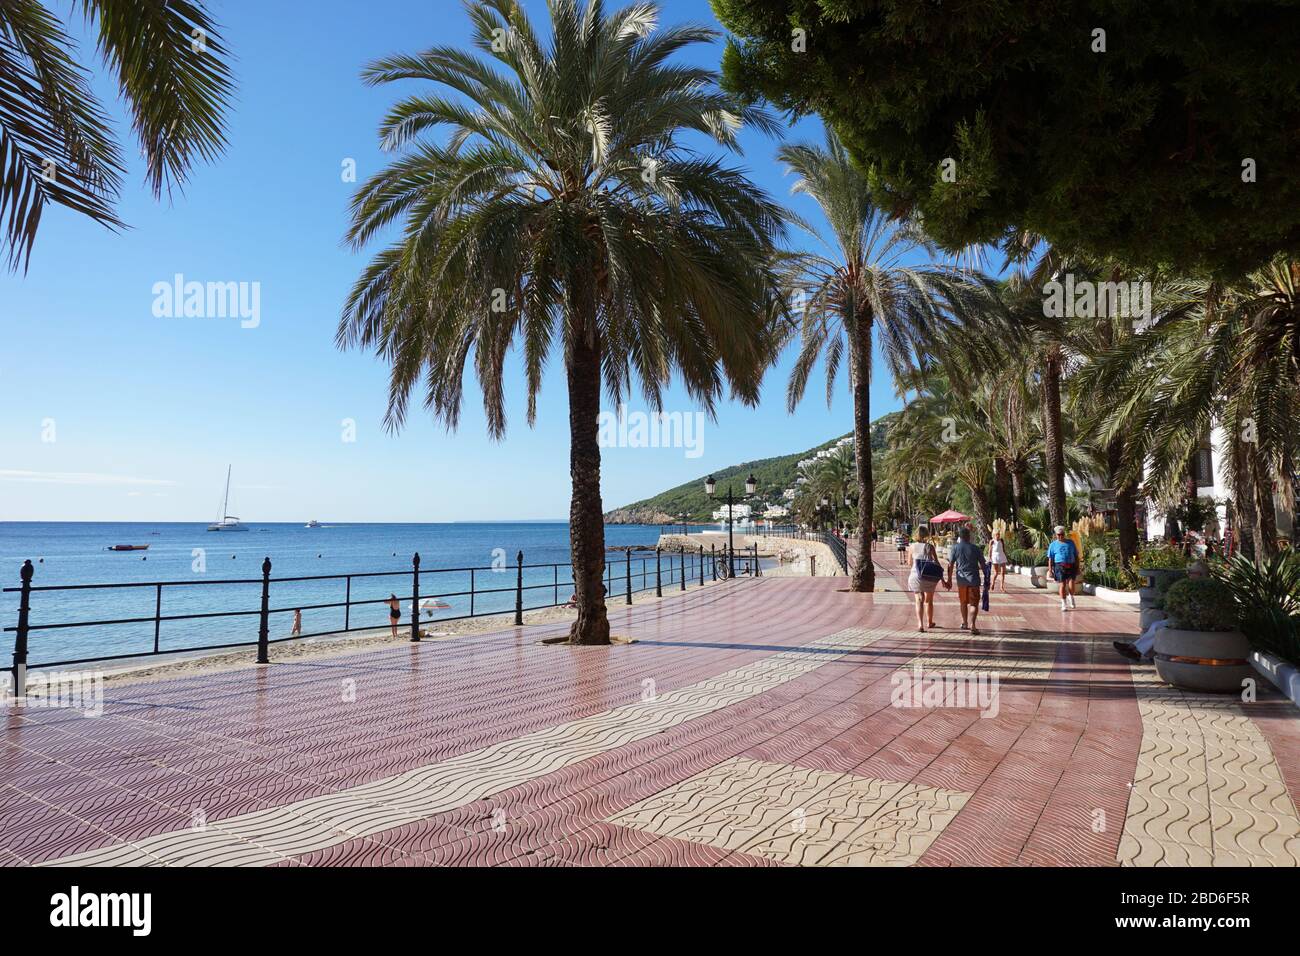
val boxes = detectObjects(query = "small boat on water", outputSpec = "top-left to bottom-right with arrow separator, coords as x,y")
108,544 -> 150,551
208,465 -> 248,532
305,519 -> 321,528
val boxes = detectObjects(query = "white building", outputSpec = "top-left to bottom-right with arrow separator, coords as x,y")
764,504 -> 789,519
712,502 -> 752,523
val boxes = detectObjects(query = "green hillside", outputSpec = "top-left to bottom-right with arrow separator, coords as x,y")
606,415 -> 894,524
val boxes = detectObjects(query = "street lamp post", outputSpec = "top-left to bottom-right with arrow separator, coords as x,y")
705,473 -> 757,578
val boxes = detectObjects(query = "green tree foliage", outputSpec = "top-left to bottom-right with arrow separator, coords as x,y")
0,0 -> 235,270
712,0 -> 1300,277
339,0 -> 786,644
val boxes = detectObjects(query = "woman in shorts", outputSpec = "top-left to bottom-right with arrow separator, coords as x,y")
989,529 -> 1008,593
906,529 -> 944,632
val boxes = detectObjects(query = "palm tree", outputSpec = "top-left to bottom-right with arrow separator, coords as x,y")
338,0 -> 787,644
1,0 -> 235,270
779,128 -> 996,592
1083,257 -> 1300,562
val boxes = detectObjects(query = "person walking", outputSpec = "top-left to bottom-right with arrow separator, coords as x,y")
945,527 -> 985,634
1046,526 -> 1079,611
989,529 -> 1008,593
895,529 -> 909,567
907,528 -> 945,632
291,608 -> 302,637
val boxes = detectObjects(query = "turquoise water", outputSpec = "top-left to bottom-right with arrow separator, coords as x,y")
0,522 -> 679,668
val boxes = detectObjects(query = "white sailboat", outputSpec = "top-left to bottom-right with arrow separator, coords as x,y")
208,465 -> 248,531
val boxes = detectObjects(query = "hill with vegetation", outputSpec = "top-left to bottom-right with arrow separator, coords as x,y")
606,416 -> 893,524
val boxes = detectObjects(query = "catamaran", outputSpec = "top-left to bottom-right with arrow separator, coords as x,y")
208,466 -> 248,531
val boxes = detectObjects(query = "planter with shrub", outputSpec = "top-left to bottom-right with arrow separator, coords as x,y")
1084,566 -> 1143,605
1154,578 -> 1252,693
1218,554 -> 1300,708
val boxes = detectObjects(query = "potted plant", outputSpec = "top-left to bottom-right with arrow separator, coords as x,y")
1154,578 -> 1252,693
1218,554 -> 1300,709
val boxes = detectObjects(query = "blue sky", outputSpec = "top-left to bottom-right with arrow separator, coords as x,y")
0,0 -> 910,522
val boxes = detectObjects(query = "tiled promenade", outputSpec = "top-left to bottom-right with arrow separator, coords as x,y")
2,546 -> 1298,866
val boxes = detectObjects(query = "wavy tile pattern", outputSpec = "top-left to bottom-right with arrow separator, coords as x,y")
608,756 -> 970,866
41,625 -> 890,866
1119,670 -> 1300,866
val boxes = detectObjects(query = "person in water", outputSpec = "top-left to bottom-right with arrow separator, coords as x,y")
386,593 -> 401,638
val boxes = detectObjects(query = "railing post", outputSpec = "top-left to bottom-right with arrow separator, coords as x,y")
699,546 -> 705,587
514,550 -> 524,625
625,550 -> 632,605
344,575 -> 352,631
810,555 -> 816,577
711,544 -> 717,581
679,547 -> 686,592
256,557 -> 271,664
471,568 -> 477,616
12,560 -> 33,698
410,552 -> 421,642
153,583 -> 162,654
655,548 -> 662,597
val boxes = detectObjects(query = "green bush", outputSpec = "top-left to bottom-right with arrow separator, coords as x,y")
1164,578 -> 1239,632
1135,546 -> 1189,570
1008,548 -> 1045,568
1084,567 -> 1141,591
1216,554 -> 1300,666
1149,573 -> 1183,610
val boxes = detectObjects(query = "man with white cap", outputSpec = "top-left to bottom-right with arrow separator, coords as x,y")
1046,525 -> 1079,610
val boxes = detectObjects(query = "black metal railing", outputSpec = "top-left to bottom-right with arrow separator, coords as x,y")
3,544 -> 754,688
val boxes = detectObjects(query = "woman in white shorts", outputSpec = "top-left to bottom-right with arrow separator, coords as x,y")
989,529 -> 1008,593
907,529 -> 943,631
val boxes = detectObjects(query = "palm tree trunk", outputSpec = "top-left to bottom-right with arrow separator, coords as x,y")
969,483 -> 992,544
1232,435 -> 1258,560
1106,435 -> 1139,567
1040,349 -> 1067,529
565,333 -> 611,645
849,313 -> 875,591
1275,455 -> 1296,543
1010,463 -> 1030,548
1250,446 -> 1279,563
994,457 -> 1011,522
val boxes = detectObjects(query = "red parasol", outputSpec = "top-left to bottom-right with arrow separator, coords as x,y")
929,509 -> 971,525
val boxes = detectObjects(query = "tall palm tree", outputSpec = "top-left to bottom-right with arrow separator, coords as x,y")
779,128 -> 996,592
1,0 -> 235,270
339,0 -> 786,644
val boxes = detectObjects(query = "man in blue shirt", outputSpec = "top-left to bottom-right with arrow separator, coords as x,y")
1046,525 -> 1079,611
945,527 -> 986,634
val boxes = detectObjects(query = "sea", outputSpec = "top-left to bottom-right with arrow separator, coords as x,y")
0,521 -> 676,669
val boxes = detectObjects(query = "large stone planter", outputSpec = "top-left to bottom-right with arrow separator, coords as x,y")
1095,585 -> 1141,605
1154,627 -> 1253,693
1031,566 -> 1050,588
1249,649 -> 1300,711
1139,607 -> 1167,631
